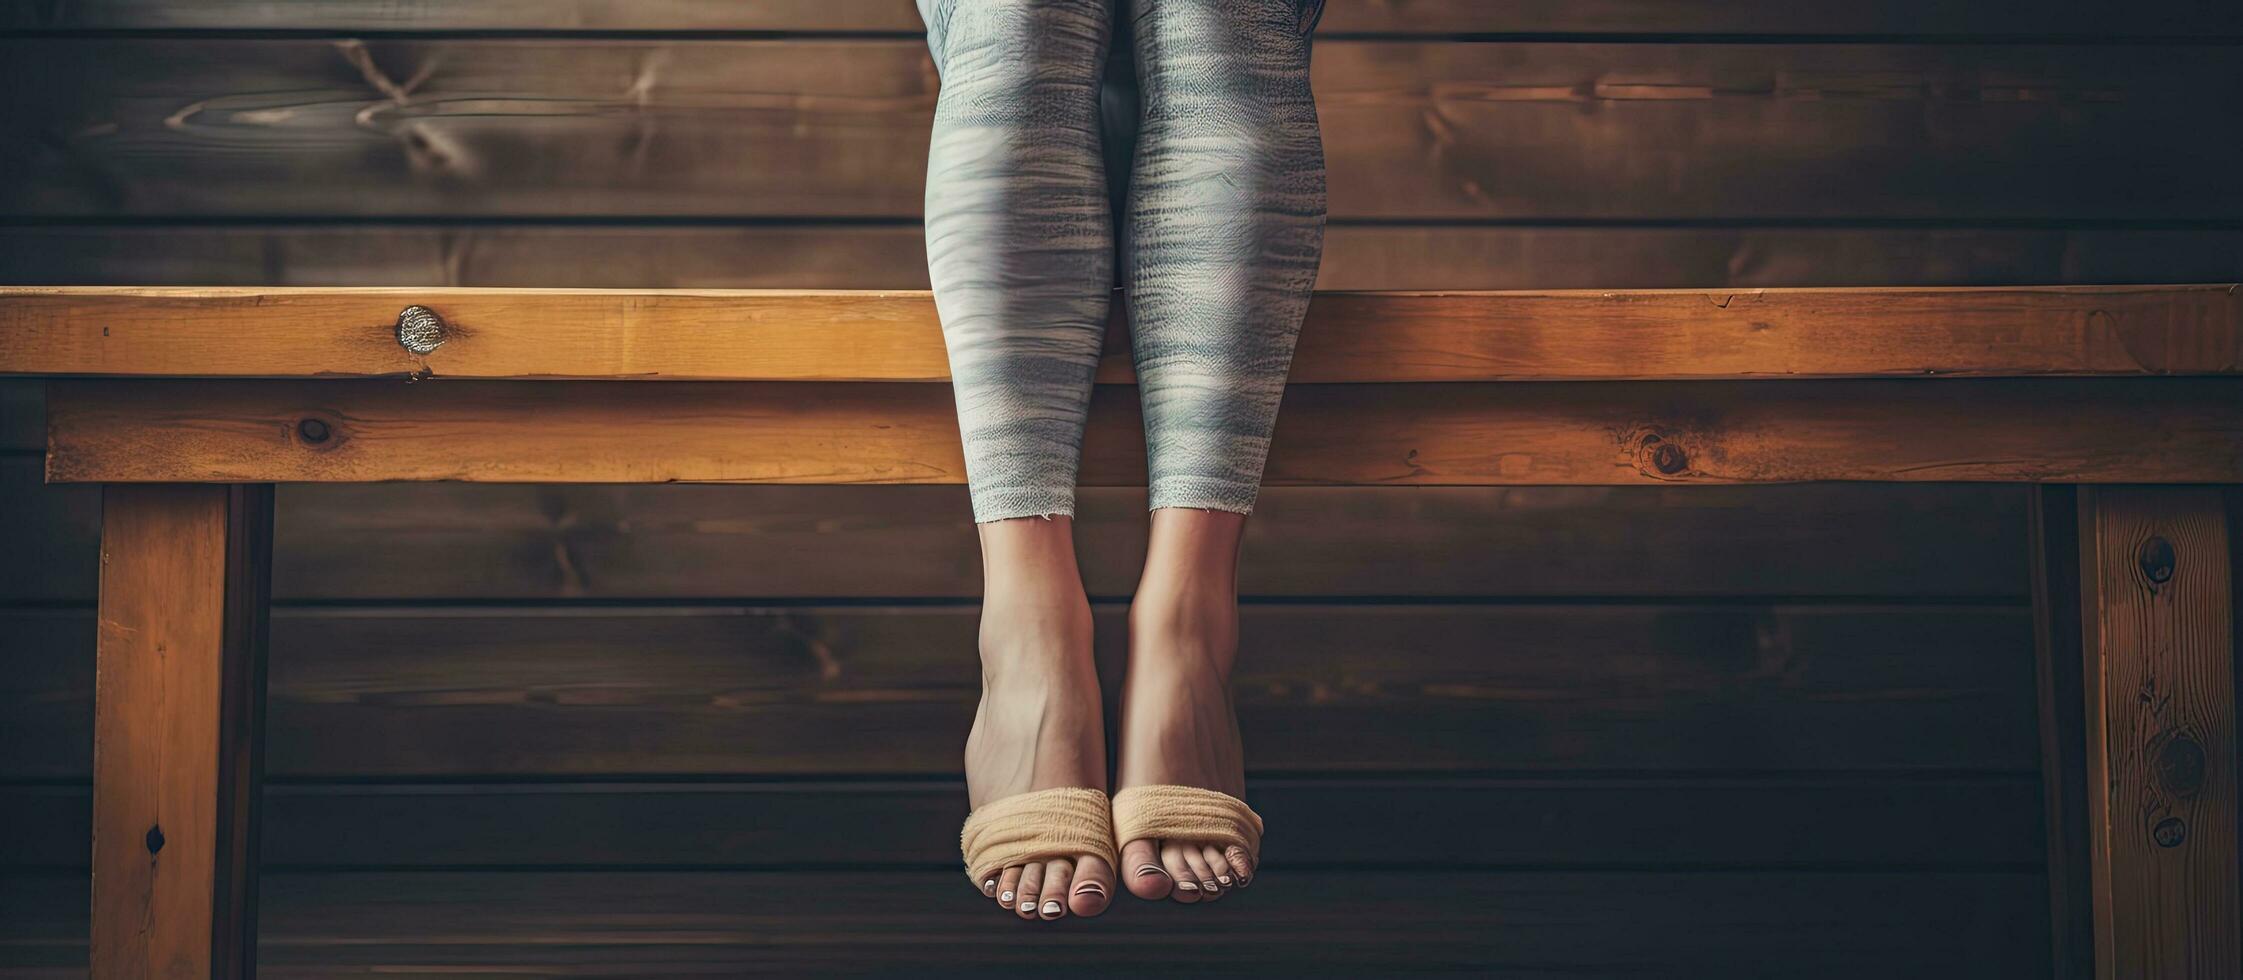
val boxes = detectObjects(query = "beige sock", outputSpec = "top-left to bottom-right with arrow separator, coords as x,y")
1111,784 -> 1264,859
959,786 -> 1119,887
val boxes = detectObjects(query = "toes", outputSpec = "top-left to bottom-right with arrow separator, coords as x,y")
995,865 -> 1023,909
1069,854 -> 1115,917
1180,846 -> 1221,901
1038,859 -> 1072,920
1225,845 -> 1256,888
1161,842 -> 1201,904
1121,839 -> 1172,901
1202,845 -> 1235,890
1014,861 -> 1043,919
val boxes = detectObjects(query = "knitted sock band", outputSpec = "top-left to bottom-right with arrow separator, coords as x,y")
959,786 -> 1119,886
1111,785 -> 1264,859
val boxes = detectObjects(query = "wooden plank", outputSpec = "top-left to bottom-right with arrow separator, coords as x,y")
42,377 -> 2243,485
0,460 -> 2034,603
2032,485 -> 2098,980
5,285 -> 2236,382
91,484 -> 270,980
8,225 -> 2243,292
1,603 -> 2040,778
2077,487 -> 2238,979
0,775 -> 2047,871
4,40 -> 2238,221
5,0 -> 2235,35
0,869 -> 2050,977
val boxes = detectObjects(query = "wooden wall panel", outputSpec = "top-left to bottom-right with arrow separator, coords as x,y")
0,602 -> 2040,778
4,0 -> 2234,36
4,40 -> 2237,220
7,225 -> 2243,291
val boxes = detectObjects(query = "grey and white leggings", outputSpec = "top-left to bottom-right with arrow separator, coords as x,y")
918,0 -> 1327,522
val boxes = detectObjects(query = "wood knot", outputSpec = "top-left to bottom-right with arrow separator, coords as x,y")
2152,816 -> 2187,848
396,305 -> 447,355
297,418 -> 331,444
2155,734 -> 2207,798
2136,535 -> 2175,585
145,824 -> 164,854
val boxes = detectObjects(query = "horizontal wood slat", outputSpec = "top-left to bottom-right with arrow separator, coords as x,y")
4,41 -> 2238,221
0,776 -> 2045,871
9,226 -> 2243,293
0,870 -> 2052,976
40,377 -> 2243,485
5,286 -> 2237,382
5,0 -> 2235,35
0,602 -> 2037,778
0,462 -> 2032,602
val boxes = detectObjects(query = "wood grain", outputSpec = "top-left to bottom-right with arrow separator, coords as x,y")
4,40 -> 2238,220
0,602 -> 2038,778
8,225 -> 2243,292
5,285 -> 2236,382
0,774 -> 2047,871
90,484 -> 269,980
0,869 -> 2050,977
40,377 -> 2243,485
2077,488 -> 2238,979
5,0 -> 2234,35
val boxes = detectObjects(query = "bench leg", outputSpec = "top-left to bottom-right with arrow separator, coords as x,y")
92,485 -> 272,979
2071,486 -> 2238,979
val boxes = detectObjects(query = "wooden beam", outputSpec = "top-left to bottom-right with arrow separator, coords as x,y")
2032,485 -> 2097,979
2076,487 -> 2239,979
92,484 -> 271,979
2,285 -> 2236,382
41,377 -> 2243,485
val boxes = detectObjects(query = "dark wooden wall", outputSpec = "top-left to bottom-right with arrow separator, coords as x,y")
3,2 -> 2240,975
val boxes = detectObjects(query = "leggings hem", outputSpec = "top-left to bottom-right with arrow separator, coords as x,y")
971,485 -> 1079,524
1148,476 -> 1260,516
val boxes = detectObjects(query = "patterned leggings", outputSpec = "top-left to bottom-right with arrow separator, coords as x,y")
917,0 -> 1327,522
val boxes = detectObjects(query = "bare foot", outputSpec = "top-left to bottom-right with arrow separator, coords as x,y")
1115,583 -> 1254,904
965,518 -> 1117,920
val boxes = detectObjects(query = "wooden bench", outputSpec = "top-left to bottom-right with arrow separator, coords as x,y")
3,283 -> 2239,978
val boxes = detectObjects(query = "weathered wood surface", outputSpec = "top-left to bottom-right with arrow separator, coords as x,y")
0,774 -> 2046,871
0,602 -> 2039,778
5,41 -> 2238,220
0,461 -> 2032,603
8,226 -> 2243,292
0,870 -> 2050,977
2076,488 -> 2238,979
41,377 -> 2243,485
5,0 -> 2234,35
89,484 -> 269,980
5,285 -> 2236,381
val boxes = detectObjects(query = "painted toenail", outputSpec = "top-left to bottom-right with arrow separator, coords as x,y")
999,890 -> 1013,903
1041,900 -> 1062,916
1019,902 -> 1036,914
1177,881 -> 1199,892
1075,882 -> 1106,897
983,879 -> 996,893
1217,874 -> 1232,885
1136,864 -> 1167,878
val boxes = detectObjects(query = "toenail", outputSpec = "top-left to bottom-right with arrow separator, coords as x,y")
999,890 -> 1013,903
1217,874 -> 1232,885
1177,880 -> 1199,892
1019,902 -> 1036,913
1075,882 -> 1106,897
983,879 -> 996,893
1041,900 -> 1062,916
1136,864 -> 1167,878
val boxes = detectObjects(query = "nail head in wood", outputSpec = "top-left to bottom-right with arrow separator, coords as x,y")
2136,535 -> 2176,585
297,418 -> 331,444
396,305 -> 447,355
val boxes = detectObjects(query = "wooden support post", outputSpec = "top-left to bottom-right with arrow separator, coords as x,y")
2032,485 -> 2096,979
2075,487 -> 2239,980
92,485 -> 273,979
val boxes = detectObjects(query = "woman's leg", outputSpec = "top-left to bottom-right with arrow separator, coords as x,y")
919,0 -> 1119,919
1115,0 -> 1326,902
